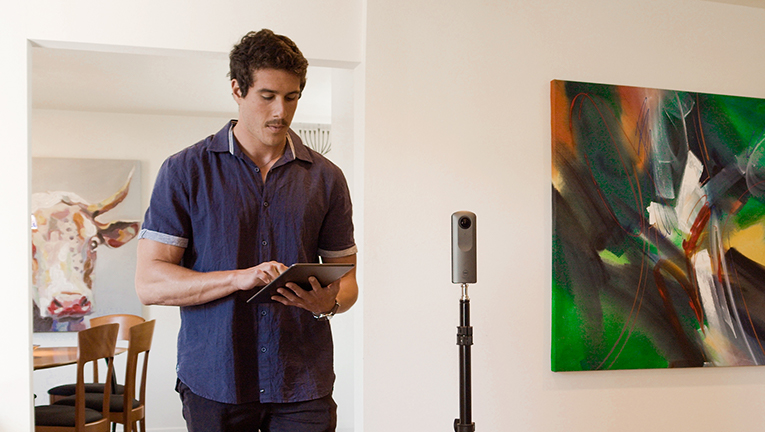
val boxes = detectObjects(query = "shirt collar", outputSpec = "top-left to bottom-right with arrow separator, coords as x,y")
211,120 -> 313,164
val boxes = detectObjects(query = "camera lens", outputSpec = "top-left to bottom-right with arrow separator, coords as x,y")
458,216 -> 471,229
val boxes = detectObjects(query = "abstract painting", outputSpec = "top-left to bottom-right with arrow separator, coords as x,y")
31,158 -> 142,332
552,80 -> 765,371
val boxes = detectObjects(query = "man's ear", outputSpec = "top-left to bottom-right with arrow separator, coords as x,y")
231,79 -> 243,100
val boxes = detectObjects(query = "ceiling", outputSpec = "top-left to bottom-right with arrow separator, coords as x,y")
32,0 -> 759,120
31,46 -> 332,124
704,0 -> 765,8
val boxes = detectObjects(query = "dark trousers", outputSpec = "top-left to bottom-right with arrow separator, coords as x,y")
177,380 -> 337,432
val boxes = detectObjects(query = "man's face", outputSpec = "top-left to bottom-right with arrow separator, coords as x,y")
232,68 -> 301,150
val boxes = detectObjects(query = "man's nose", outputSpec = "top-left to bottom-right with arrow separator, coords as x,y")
272,97 -> 286,117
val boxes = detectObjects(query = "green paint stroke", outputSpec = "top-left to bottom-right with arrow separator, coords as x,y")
551,279 -> 587,371
599,302 -> 668,370
552,281 -> 669,371
599,249 -> 629,266
707,94 -> 765,152
735,198 -> 765,230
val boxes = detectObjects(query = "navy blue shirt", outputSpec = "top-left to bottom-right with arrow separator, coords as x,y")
139,121 -> 356,404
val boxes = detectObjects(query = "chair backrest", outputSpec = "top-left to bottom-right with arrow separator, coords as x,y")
119,319 -> 155,428
90,314 -> 145,341
75,323 -> 119,430
88,314 -> 145,382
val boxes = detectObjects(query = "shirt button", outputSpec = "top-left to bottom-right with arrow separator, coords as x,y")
261,240 -> 268,246
260,347 -> 267,353
260,389 -> 265,393
263,201 -> 269,207
255,167 -> 260,172
261,310 -> 267,316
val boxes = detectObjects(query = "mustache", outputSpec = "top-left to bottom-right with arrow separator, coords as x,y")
266,119 -> 289,127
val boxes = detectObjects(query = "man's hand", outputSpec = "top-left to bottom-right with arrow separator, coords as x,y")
240,261 -> 290,290
272,277 -> 340,315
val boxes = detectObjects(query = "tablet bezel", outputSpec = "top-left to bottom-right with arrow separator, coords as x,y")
245,263 -> 355,303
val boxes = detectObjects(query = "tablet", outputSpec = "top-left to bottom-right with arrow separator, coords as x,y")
246,263 -> 355,303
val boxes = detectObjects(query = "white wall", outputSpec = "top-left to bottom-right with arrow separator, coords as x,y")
362,0 -> 765,431
0,18 -> 33,432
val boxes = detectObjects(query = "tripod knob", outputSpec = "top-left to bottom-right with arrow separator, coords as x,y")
454,418 -> 475,431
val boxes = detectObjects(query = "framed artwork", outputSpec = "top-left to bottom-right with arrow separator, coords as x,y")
552,80 -> 765,371
31,158 -> 142,332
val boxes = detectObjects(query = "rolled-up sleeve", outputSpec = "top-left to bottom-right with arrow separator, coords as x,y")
317,165 -> 356,258
140,156 -> 192,248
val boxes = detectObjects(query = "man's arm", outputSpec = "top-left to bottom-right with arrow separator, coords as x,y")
135,238 -> 288,307
323,254 -> 358,314
272,253 -> 358,315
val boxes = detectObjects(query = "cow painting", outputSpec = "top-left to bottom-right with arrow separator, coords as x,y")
31,169 -> 140,332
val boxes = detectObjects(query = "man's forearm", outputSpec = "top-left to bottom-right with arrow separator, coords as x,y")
334,276 -> 358,314
322,254 -> 358,314
135,258 -> 243,307
135,239 -> 286,307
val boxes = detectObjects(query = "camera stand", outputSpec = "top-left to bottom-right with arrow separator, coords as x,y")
454,283 -> 475,432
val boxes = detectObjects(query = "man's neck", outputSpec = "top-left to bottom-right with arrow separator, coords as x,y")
232,122 -> 287,168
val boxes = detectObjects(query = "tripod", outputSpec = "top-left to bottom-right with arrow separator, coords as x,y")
454,283 -> 475,432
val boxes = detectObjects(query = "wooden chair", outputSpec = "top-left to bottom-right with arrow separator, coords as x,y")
35,323 -> 119,432
90,314 -> 146,342
48,314 -> 145,404
55,320 -> 156,432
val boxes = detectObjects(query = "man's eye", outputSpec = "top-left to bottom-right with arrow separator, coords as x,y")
262,95 -> 274,101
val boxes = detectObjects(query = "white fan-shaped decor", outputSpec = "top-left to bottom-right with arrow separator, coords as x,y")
293,123 -> 332,155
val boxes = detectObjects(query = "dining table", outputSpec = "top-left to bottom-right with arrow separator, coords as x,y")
33,346 -> 127,370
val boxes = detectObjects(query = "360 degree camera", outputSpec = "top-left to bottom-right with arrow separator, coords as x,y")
451,211 -> 476,284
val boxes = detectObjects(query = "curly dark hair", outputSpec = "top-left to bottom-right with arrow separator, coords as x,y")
229,29 -> 308,98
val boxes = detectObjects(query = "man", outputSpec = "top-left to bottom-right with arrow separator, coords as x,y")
135,29 -> 357,432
